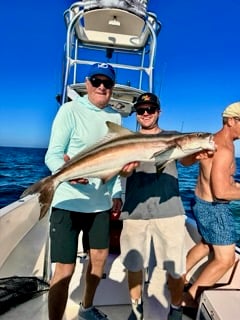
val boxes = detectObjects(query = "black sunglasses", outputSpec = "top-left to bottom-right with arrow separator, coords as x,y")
136,106 -> 159,115
89,77 -> 114,89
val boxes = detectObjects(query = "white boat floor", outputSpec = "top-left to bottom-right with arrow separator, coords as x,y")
2,287 -> 192,320
2,293 -> 131,320
0,216 -> 193,319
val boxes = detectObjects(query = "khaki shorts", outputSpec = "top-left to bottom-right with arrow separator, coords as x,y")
120,215 -> 185,278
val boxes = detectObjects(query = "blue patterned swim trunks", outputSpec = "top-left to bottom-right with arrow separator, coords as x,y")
193,196 -> 237,245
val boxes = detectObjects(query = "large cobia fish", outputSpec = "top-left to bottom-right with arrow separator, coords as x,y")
21,121 -> 215,219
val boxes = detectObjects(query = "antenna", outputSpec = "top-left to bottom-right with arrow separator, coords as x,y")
157,62 -> 167,98
180,121 -> 184,132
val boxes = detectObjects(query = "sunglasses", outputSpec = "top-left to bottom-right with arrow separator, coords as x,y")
89,77 -> 114,89
136,106 -> 159,115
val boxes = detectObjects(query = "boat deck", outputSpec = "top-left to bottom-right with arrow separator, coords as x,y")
1,199 -> 240,319
3,279 -> 193,320
0,209 -> 193,320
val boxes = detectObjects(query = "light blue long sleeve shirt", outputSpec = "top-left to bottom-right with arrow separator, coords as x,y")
45,95 -> 122,213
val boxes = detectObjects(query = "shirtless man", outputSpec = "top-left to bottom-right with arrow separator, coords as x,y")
183,101 -> 240,305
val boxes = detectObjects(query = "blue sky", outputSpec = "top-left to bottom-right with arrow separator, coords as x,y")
0,1 -> 240,153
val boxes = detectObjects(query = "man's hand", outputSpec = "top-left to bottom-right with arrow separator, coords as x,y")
195,149 -> 215,160
194,141 -> 217,161
180,148 -> 216,166
111,198 -> 123,220
120,161 -> 140,177
63,154 -> 89,184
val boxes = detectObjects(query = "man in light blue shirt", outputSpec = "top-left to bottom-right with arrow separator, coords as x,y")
45,63 -> 122,320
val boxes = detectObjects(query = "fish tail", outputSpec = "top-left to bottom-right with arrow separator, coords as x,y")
21,176 -> 57,220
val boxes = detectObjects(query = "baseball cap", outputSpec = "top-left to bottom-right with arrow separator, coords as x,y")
134,92 -> 160,109
87,63 -> 116,83
222,102 -> 240,118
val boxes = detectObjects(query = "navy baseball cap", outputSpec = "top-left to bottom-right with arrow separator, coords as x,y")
87,63 -> 116,83
134,92 -> 160,109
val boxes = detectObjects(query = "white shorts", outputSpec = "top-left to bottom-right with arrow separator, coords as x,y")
120,215 -> 186,278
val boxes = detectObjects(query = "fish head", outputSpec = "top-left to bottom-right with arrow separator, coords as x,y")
178,132 -> 216,154
153,132 -> 216,172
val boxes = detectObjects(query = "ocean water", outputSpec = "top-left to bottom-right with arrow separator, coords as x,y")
1,146 -> 240,245
0,146 -> 50,208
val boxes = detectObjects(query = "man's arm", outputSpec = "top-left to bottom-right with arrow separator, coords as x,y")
210,147 -> 240,201
180,150 -> 214,167
45,104 -> 73,172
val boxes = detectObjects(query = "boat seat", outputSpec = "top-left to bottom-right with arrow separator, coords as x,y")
67,83 -> 144,116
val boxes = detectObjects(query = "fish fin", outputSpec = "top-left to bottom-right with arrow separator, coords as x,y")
153,147 -> 176,172
60,122 -> 134,171
156,166 -> 164,175
156,159 -> 174,172
151,146 -> 171,161
21,176 -> 58,220
101,169 -> 121,184
105,121 -> 136,137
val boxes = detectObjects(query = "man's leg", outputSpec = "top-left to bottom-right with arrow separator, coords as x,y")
81,211 -> 110,308
82,248 -> 109,308
79,211 -> 112,319
48,262 -> 75,320
187,244 -> 235,300
79,248 -> 112,320
151,216 -> 185,320
184,240 -> 210,283
128,270 -> 143,301
120,220 -> 148,320
127,270 -> 144,320
48,208 -> 79,320
166,275 -> 184,320
168,274 -> 184,306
